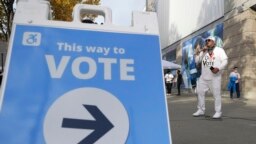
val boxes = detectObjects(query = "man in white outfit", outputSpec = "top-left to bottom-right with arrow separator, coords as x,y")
193,36 -> 228,119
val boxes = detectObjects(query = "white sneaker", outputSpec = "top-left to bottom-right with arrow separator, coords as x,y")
192,110 -> 204,117
213,112 -> 222,119
194,88 -> 197,94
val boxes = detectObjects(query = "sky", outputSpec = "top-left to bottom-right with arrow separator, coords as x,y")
100,0 -> 146,26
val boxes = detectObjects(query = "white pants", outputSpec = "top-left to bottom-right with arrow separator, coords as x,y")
196,76 -> 222,113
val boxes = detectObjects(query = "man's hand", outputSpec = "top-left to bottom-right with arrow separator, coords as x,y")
202,46 -> 208,52
211,67 -> 219,74
194,46 -> 208,55
194,49 -> 200,55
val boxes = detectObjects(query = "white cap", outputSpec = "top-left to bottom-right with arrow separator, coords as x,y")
205,36 -> 215,43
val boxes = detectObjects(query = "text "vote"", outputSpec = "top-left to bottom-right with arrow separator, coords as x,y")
45,55 -> 135,80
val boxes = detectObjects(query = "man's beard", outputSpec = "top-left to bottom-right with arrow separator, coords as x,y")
208,47 -> 213,51
208,46 -> 215,52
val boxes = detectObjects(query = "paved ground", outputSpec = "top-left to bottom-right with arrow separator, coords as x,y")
167,90 -> 256,144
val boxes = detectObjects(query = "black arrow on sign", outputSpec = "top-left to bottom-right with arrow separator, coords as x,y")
62,104 -> 114,144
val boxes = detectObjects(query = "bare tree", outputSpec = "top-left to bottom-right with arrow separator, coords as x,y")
0,0 -> 101,41
0,0 -> 15,41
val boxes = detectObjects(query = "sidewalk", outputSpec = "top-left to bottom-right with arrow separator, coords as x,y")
167,90 -> 256,144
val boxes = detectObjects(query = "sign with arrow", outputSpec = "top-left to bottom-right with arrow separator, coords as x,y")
61,105 -> 114,144
0,24 -> 171,143
43,87 -> 129,144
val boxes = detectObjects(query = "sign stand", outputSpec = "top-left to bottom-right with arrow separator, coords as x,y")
0,1 -> 172,144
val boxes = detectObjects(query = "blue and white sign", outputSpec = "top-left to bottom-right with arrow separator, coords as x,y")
0,25 -> 171,144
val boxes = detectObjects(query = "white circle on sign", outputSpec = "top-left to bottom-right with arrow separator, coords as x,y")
43,87 -> 129,144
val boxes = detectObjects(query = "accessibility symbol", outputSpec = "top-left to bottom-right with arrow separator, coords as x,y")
43,87 -> 129,144
22,32 -> 41,46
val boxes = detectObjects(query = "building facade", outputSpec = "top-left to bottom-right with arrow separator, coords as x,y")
147,0 -> 256,100
224,0 -> 256,100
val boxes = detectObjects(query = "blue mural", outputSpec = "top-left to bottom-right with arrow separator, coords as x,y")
181,23 -> 223,89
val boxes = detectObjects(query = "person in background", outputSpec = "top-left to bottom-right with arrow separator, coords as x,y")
165,70 -> 174,95
192,36 -> 228,119
176,69 -> 183,95
229,66 -> 241,99
172,74 -> 177,88
81,18 -> 96,24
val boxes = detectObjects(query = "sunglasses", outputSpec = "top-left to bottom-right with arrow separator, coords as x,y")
206,39 -> 212,42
